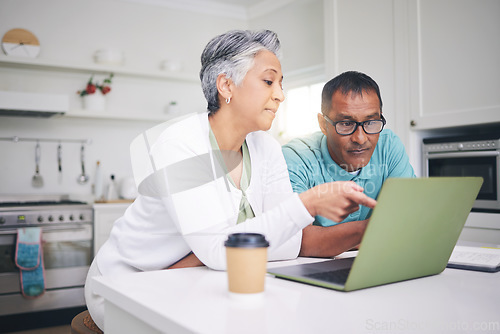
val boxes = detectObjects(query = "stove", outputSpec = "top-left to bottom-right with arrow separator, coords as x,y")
0,200 -> 92,227
0,194 -> 94,316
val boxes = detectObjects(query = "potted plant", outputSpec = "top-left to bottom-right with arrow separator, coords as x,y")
77,73 -> 113,111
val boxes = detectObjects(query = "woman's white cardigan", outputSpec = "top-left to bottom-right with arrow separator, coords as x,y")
96,112 -> 313,274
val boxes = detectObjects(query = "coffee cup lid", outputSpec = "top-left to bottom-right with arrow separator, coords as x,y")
224,233 -> 269,248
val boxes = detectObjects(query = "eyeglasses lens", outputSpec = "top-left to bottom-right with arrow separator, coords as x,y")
335,120 -> 384,135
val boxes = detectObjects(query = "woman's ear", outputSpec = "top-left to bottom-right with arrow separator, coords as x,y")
216,74 -> 233,101
318,113 -> 327,136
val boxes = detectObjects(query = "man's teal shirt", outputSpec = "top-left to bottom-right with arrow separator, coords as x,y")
282,129 -> 415,226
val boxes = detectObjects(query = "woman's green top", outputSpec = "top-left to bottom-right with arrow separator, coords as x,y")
208,126 -> 255,224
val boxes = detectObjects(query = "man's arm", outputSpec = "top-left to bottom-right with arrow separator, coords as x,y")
299,219 -> 368,257
167,252 -> 204,269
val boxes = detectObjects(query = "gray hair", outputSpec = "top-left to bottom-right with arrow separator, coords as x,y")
200,29 -> 282,114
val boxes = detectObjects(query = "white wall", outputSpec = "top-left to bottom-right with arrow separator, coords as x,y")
0,117 -> 155,200
0,0 -> 248,199
0,0 -> 326,200
0,0 -> 245,77
250,0 -> 324,76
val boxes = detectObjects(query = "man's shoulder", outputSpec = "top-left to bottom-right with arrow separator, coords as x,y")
282,132 -> 325,165
378,128 -> 397,140
282,131 -> 324,153
376,128 -> 404,150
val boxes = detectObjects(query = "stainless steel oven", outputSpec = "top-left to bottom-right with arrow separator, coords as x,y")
0,195 -> 93,316
423,134 -> 500,213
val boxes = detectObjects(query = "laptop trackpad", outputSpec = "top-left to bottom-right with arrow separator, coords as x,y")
302,258 -> 353,285
270,257 -> 354,287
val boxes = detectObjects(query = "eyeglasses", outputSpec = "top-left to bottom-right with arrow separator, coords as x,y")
323,114 -> 386,136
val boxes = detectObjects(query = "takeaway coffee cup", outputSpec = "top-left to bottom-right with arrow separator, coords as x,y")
224,233 -> 269,295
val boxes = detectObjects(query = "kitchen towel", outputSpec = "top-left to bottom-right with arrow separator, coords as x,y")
15,227 -> 45,298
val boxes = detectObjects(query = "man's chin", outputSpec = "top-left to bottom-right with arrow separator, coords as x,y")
342,160 -> 369,172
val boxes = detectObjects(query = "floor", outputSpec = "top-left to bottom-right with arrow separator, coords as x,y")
0,306 -> 85,334
6,325 -> 70,334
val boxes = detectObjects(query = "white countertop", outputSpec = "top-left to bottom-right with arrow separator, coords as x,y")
93,256 -> 500,334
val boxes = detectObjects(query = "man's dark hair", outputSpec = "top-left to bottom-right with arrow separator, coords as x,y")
321,71 -> 383,115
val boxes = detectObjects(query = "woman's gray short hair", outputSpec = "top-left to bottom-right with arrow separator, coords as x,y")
200,29 -> 282,114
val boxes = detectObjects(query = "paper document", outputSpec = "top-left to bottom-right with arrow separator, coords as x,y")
447,246 -> 500,272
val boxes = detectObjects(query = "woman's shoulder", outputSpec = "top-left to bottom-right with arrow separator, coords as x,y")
156,112 -> 207,141
151,112 -> 208,149
247,130 -> 281,150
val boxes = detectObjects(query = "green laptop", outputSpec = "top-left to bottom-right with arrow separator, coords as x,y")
268,177 -> 483,291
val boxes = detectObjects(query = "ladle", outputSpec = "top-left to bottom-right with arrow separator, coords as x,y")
77,144 -> 89,184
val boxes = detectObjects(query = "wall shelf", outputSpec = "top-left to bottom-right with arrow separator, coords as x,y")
0,55 -> 197,122
0,55 -> 198,83
65,109 -> 175,122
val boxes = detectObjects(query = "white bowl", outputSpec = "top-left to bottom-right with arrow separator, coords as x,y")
160,59 -> 182,72
119,176 -> 138,199
94,49 -> 124,65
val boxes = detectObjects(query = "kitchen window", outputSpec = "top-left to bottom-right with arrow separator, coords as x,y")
270,82 -> 325,144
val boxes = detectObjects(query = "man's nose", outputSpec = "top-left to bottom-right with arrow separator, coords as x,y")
351,124 -> 368,145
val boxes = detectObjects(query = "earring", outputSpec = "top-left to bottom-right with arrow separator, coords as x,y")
225,97 -> 231,104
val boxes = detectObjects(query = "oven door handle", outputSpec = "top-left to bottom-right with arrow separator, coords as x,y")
426,151 -> 500,159
0,225 -> 91,235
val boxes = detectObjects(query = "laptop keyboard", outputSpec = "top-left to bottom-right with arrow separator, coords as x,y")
304,268 -> 351,285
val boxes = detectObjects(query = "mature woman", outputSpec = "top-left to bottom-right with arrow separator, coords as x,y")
85,29 -> 375,330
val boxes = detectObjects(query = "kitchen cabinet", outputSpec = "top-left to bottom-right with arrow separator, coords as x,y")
93,202 -> 131,255
323,0 -> 405,141
324,0 -> 500,140
401,0 -> 500,130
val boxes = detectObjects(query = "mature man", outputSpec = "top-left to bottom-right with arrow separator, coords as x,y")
283,71 -> 415,256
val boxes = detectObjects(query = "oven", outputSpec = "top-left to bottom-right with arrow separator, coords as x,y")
0,195 -> 93,316
423,134 -> 500,213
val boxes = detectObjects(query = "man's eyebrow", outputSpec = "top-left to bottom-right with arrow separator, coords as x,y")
335,114 -> 355,120
365,112 -> 382,119
335,112 -> 381,120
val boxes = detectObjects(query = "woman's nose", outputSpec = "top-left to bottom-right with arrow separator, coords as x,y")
273,85 -> 285,103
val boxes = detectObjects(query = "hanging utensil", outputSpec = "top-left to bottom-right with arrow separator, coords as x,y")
31,141 -> 44,188
57,143 -> 62,173
57,142 -> 63,184
77,144 -> 89,184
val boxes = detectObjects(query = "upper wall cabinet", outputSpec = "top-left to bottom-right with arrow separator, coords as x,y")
404,0 -> 500,130
323,0 -> 404,140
